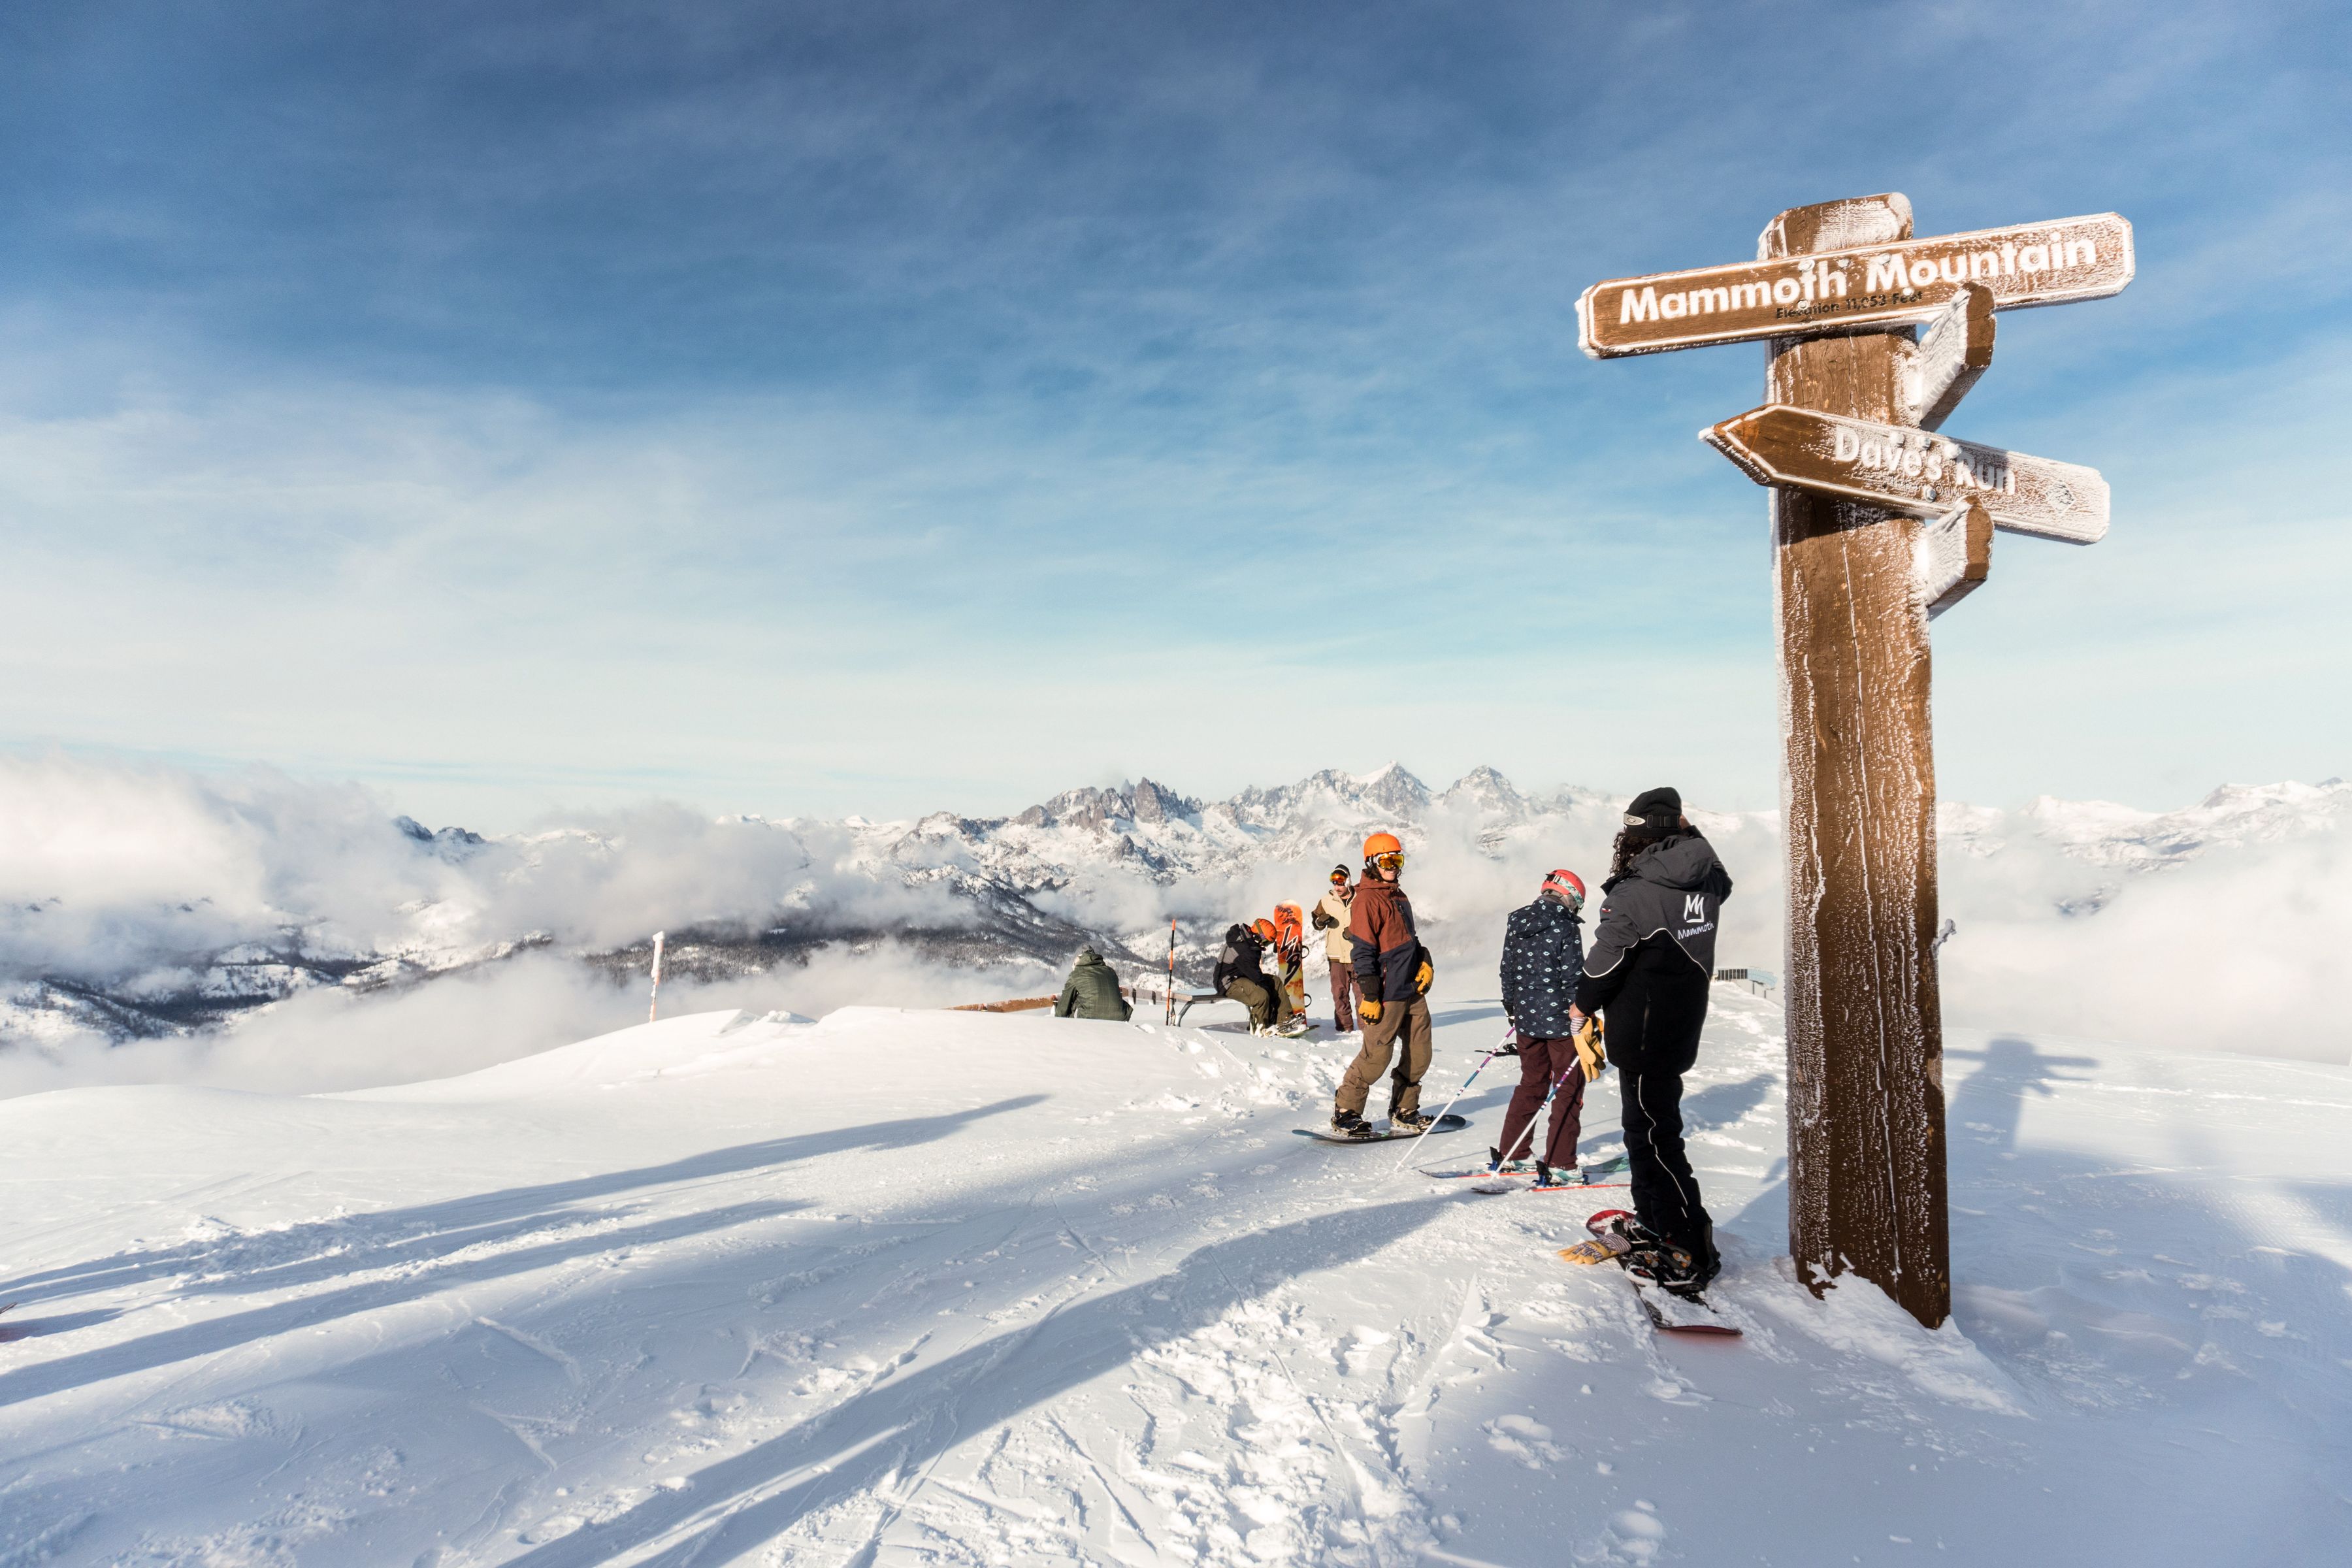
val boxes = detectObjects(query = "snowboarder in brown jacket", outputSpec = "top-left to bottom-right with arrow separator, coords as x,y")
1331,832 -> 1436,1138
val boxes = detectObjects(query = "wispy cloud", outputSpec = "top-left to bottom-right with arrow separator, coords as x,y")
3,1 -> 2345,823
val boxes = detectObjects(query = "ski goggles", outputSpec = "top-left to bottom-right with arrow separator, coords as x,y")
1371,851 -> 1405,874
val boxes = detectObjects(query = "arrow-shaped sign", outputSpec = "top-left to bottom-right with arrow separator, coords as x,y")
1916,500 -> 1993,619
1703,404 -> 2108,544
1578,212 -> 2132,359
1901,284 -> 1995,431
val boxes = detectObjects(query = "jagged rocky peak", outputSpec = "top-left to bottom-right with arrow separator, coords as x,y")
1013,778 -> 1203,834
1353,762 -> 1433,817
394,815 -> 488,859
1226,764 -> 1436,828
1441,765 -> 1527,816
1128,777 -> 1198,825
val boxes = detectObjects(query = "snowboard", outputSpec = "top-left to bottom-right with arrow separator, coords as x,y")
1557,1210 -> 1740,1337
1294,1113 -> 1468,1146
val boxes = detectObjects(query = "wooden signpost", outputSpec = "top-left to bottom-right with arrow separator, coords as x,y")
1581,192 -> 2131,1329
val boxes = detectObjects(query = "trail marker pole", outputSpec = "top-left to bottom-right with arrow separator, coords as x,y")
647,930 -> 666,1024
1580,192 -> 2129,1328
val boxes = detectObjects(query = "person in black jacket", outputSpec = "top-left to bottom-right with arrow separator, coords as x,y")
1215,920 -> 1300,1034
1573,786 -> 1733,1292
1495,868 -> 1590,1178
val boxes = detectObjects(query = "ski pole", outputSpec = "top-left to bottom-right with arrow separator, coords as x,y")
1494,1058 -> 1579,1171
1388,1029 -> 1514,1173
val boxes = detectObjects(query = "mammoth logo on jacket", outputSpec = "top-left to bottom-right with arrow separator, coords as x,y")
1580,834 -> 1733,982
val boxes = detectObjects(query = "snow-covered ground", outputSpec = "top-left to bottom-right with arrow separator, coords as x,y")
3,988 -> 2345,1564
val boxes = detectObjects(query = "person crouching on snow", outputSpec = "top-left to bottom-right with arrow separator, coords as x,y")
1215,919 -> 1303,1035
1571,787 -> 1733,1294
1495,869 -> 1592,1181
1053,945 -> 1132,1021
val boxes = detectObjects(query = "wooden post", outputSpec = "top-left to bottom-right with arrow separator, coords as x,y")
1763,193 -> 1952,1328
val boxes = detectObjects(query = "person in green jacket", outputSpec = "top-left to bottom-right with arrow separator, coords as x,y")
1053,945 -> 1133,1021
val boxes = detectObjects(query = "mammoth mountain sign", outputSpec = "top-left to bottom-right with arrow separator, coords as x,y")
1702,404 -> 2108,544
1577,211 -> 2132,358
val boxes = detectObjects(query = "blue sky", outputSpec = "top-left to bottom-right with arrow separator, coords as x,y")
4,0 -> 2347,828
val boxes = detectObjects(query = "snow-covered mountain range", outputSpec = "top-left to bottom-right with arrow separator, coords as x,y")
5,756 -> 2346,1067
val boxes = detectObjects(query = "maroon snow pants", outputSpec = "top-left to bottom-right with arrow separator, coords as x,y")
1326,959 -> 1357,1033
1497,1034 -> 1586,1167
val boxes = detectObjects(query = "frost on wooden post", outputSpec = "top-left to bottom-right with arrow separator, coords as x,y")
1915,502 -> 1993,619
1766,194 -> 1953,1330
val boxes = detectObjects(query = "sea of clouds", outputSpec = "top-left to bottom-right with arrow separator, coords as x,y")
2,753 -> 2344,1099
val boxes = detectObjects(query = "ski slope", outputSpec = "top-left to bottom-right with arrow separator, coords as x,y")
2,993 -> 2347,1564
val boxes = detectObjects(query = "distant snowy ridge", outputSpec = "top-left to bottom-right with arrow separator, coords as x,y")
2,754 -> 2345,1058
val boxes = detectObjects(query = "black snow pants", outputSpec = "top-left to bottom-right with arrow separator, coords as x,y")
1594,953 -> 1716,1265
1620,1066 -> 1709,1260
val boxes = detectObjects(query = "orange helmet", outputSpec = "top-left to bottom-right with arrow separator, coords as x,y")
1362,830 -> 1403,860
1252,917 -> 1277,941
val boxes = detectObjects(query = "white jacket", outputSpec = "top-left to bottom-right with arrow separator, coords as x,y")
1313,888 -> 1356,962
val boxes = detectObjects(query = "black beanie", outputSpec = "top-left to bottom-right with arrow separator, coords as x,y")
1623,786 -> 1682,832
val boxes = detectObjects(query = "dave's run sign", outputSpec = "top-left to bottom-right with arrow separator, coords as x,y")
1576,212 -> 2132,357
1703,404 -> 2108,544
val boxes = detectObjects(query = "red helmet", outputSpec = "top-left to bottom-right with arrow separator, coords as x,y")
1252,918 -> 1277,941
1541,868 -> 1586,911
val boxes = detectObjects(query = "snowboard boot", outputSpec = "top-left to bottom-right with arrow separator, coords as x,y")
1387,1107 -> 1436,1134
1330,1108 -> 1378,1140
1610,1217 -> 1707,1298
1273,1017 -> 1312,1038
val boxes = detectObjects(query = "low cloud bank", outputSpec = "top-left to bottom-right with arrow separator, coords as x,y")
4,753 -> 2344,1098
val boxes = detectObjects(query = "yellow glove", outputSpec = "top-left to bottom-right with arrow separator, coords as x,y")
1413,958 -> 1435,993
1358,998 -> 1383,1023
1572,1015 -> 1607,1079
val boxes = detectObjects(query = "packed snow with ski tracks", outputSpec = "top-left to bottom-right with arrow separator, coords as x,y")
2,990 -> 2346,1564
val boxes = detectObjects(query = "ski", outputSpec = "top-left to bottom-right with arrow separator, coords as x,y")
1424,1152 -> 1630,1181
1556,1210 -> 1741,1337
1294,1113 -> 1468,1146
1424,1167 -> 1627,1190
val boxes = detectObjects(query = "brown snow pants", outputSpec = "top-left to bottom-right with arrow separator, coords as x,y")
1326,958 -> 1357,1033
1497,1034 -> 1586,1168
1222,977 -> 1294,1031
1335,994 -> 1432,1117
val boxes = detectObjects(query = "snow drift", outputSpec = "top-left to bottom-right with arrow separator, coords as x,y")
1,996 -> 2344,1563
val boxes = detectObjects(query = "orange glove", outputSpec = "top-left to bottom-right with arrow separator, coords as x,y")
1358,998 -> 1383,1023
1572,1015 -> 1607,1079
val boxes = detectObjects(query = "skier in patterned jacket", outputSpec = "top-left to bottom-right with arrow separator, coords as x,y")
1573,786 -> 1733,1293
1495,869 -> 1590,1179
